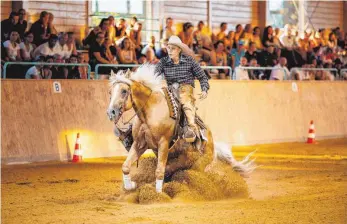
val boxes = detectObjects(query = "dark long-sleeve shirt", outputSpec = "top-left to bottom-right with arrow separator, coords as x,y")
155,54 -> 210,92
29,20 -> 50,46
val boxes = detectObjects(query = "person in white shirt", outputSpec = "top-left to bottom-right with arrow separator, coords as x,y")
270,57 -> 290,81
3,31 -> 21,61
235,57 -> 250,80
54,32 -> 70,59
162,17 -> 174,41
20,31 -> 36,61
280,24 -> 295,49
25,56 -> 45,79
32,34 -> 58,59
25,65 -> 41,79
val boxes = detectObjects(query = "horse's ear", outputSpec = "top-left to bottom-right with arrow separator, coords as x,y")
110,69 -> 116,77
125,69 -> 132,78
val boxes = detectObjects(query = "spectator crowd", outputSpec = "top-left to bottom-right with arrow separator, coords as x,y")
1,9 -> 347,80
1,10 -> 87,79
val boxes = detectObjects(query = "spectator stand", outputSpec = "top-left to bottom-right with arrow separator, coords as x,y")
290,67 -> 339,80
94,64 -> 232,80
233,67 -> 289,80
2,62 -> 91,79
89,15 -> 161,47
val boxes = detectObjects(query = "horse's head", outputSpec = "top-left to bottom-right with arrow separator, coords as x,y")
107,70 -> 133,123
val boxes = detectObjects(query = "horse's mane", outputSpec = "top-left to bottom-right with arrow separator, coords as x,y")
110,63 -> 163,91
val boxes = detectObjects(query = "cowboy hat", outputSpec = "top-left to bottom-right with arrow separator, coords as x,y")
167,35 -> 195,57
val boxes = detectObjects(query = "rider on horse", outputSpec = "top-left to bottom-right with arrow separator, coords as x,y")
154,35 -> 210,143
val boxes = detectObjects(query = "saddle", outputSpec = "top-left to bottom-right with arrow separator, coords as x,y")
162,85 -> 208,153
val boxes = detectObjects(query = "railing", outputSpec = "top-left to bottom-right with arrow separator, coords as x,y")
290,67 -> 339,80
95,64 -> 140,79
340,69 -> 347,80
2,62 -> 91,79
94,64 -> 232,80
234,67 -> 289,80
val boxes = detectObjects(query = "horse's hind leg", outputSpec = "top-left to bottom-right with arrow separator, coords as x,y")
165,152 -> 192,177
122,141 -> 147,190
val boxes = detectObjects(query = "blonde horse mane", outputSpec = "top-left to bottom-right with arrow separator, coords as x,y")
110,64 -> 163,91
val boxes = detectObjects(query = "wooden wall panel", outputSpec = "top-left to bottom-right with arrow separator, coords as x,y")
24,0 -> 88,40
306,1 -> 343,29
163,1 -> 208,29
211,0 -> 258,32
1,1 -> 12,21
162,0 -> 259,34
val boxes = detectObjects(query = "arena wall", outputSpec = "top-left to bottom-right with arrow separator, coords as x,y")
1,1 -> 12,20
2,80 -> 347,164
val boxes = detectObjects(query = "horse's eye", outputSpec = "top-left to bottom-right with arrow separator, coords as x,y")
121,89 -> 127,96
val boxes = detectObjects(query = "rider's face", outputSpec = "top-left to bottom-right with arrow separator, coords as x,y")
167,44 -> 181,60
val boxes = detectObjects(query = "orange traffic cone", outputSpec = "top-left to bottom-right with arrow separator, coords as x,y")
72,133 -> 82,162
307,120 -> 315,144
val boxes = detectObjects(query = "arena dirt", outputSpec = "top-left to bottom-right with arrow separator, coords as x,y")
2,139 -> 347,224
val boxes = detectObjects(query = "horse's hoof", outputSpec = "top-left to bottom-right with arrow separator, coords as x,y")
124,181 -> 136,191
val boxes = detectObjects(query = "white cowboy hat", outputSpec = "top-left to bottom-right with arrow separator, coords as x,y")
167,35 -> 195,58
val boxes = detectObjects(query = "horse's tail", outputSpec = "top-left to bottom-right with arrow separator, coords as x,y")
214,142 -> 258,177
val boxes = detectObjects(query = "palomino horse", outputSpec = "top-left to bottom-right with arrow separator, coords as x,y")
107,65 -> 256,193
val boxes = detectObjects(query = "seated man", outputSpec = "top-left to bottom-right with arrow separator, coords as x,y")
234,57 -> 250,80
270,57 -> 290,81
155,35 -> 210,142
32,34 -> 58,59
25,56 -> 45,79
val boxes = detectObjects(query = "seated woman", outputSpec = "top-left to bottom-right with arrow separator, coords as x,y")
88,32 -> 113,79
20,31 -> 36,61
117,37 -> 137,66
252,27 -> 263,50
41,55 -> 53,79
115,18 -> 127,41
178,22 -> 194,49
77,52 -> 88,79
103,37 -> 118,63
65,32 -> 77,59
3,30 -> 22,78
224,31 -> 235,52
240,24 -> 253,49
83,18 -> 109,47
3,30 -> 21,62
51,54 -> 68,79
67,54 -> 81,79
129,22 -> 143,57
234,24 -> 244,49
210,40 -> 228,79
262,26 -> 275,47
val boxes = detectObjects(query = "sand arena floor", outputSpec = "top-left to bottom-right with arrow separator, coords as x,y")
2,139 -> 347,224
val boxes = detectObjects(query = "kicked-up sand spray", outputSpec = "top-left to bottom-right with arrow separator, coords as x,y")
117,155 -> 249,204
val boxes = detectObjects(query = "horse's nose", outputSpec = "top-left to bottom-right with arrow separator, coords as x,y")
107,109 -> 115,120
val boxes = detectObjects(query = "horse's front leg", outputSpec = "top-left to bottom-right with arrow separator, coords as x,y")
155,138 -> 169,193
122,140 -> 147,191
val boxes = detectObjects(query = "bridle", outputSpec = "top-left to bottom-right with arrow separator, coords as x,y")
111,81 -> 152,129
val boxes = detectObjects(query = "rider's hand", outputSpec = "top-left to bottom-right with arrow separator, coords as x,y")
199,91 -> 208,100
